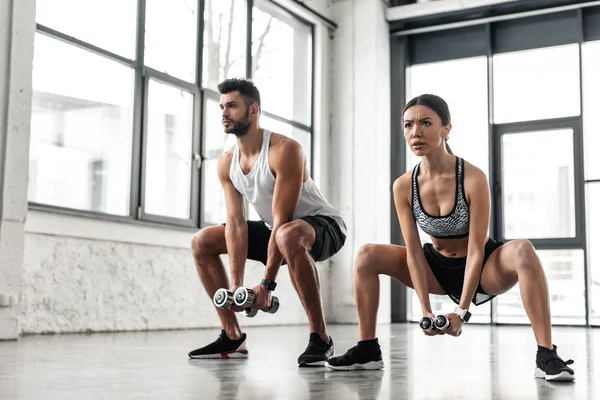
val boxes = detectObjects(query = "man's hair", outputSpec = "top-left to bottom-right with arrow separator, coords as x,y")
217,78 -> 261,109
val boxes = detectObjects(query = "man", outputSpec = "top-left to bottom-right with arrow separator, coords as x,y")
188,78 -> 347,367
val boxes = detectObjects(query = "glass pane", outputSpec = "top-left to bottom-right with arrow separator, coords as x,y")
204,97 -> 237,160
252,2 -> 312,125
145,0 -> 198,82
28,34 -> 134,215
409,291 -> 491,324
501,129 -> 576,239
582,41 -> 600,180
493,44 -> 580,124
202,158 -> 228,225
587,183 -> 600,325
260,114 -> 312,170
406,56 -> 489,178
202,0 -> 247,90
144,80 -> 194,219
496,249 -> 585,325
35,0 -> 137,59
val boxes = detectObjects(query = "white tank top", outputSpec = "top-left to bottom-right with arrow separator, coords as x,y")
229,129 -> 347,235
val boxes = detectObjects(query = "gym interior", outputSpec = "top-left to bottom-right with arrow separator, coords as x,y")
1,0 -> 599,399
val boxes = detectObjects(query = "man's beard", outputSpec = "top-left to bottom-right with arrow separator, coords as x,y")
224,110 -> 251,137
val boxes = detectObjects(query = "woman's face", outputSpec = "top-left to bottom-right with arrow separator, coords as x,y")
403,105 -> 451,156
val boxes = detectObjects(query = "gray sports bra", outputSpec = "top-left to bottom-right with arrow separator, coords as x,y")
411,157 -> 470,239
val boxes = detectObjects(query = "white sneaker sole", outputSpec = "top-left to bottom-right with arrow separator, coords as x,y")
534,367 -> 575,381
325,360 -> 384,371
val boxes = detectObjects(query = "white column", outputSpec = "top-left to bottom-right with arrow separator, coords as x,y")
0,0 -> 36,340
329,0 -> 391,323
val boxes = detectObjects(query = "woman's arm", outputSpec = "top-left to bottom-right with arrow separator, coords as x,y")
458,163 -> 491,311
393,174 -> 435,317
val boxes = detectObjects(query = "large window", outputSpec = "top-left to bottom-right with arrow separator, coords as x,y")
405,56 -> 490,323
397,7 -> 600,326
30,0 -> 314,228
201,0 -> 314,225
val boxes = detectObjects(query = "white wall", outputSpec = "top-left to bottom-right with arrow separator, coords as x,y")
328,0 -> 392,324
0,0 -> 36,340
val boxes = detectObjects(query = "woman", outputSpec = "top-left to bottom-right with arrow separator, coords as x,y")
325,94 -> 575,382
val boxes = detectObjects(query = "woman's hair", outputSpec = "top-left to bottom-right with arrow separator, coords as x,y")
403,94 -> 453,155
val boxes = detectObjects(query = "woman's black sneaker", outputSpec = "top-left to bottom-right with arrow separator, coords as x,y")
298,333 -> 334,367
535,344 -> 575,381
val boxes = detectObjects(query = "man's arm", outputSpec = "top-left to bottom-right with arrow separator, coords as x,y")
263,140 -> 305,282
217,151 -> 248,288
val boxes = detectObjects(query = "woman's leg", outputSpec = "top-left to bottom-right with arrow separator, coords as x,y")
479,240 -> 552,348
354,243 -> 445,341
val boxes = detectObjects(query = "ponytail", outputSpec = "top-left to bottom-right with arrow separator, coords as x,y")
445,140 -> 453,155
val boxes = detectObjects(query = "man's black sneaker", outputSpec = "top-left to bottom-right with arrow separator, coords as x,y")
297,333 -> 334,367
188,330 -> 248,359
535,344 -> 575,381
325,338 -> 384,371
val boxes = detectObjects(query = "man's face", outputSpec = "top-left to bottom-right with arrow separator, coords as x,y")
220,91 -> 251,137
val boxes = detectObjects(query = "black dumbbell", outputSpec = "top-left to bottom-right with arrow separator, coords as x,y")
213,288 -> 234,310
233,287 -> 280,318
419,316 -> 435,331
434,314 -> 450,330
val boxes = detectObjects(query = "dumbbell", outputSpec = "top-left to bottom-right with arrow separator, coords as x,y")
434,314 -> 450,330
213,288 -> 234,310
234,287 -> 280,318
419,315 -> 436,331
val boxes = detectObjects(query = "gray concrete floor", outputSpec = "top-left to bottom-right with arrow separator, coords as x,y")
0,323 -> 597,399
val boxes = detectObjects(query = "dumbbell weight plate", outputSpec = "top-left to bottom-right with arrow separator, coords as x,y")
234,287 -> 255,308
434,315 -> 450,330
267,296 -> 280,314
243,308 -> 259,318
419,316 -> 434,331
213,288 -> 234,309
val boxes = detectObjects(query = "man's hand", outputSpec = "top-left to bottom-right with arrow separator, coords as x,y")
440,313 -> 463,337
249,284 -> 273,312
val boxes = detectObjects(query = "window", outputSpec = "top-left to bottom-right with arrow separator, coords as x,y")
145,0 -> 198,82
200,0 -> 314,226
35,0 -> 137,58
492,44 -> 580,124
31,0 -> 314,227
495,249 -> 586,325
202,0 -> 247,90
252,1 -> 312,125
406,56 -> 489,177
500,129 -> 576,239
405,56 -> 491,323
587,184 -> 600,325
582,41 -> 600,180
29,33 -> 134,215
143,80 -> 194,219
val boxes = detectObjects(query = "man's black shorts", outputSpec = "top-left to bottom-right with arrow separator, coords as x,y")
223,216 -> 346,265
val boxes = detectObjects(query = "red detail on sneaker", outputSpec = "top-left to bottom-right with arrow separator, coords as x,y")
220,349 -> 249,359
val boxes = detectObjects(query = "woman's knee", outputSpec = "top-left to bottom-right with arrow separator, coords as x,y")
511,239 -> 540,272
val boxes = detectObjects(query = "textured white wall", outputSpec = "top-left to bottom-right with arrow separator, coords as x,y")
0,0 -> 35,340
20,232 -> 311,334
328,0 -> 392,324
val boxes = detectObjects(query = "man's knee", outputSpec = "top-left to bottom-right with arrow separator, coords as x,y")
191,227 -> 222,257
276,222 -> 310,258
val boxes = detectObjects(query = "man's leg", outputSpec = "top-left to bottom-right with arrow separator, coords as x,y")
191,225 -> 242,340
275,220 -> 327,342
